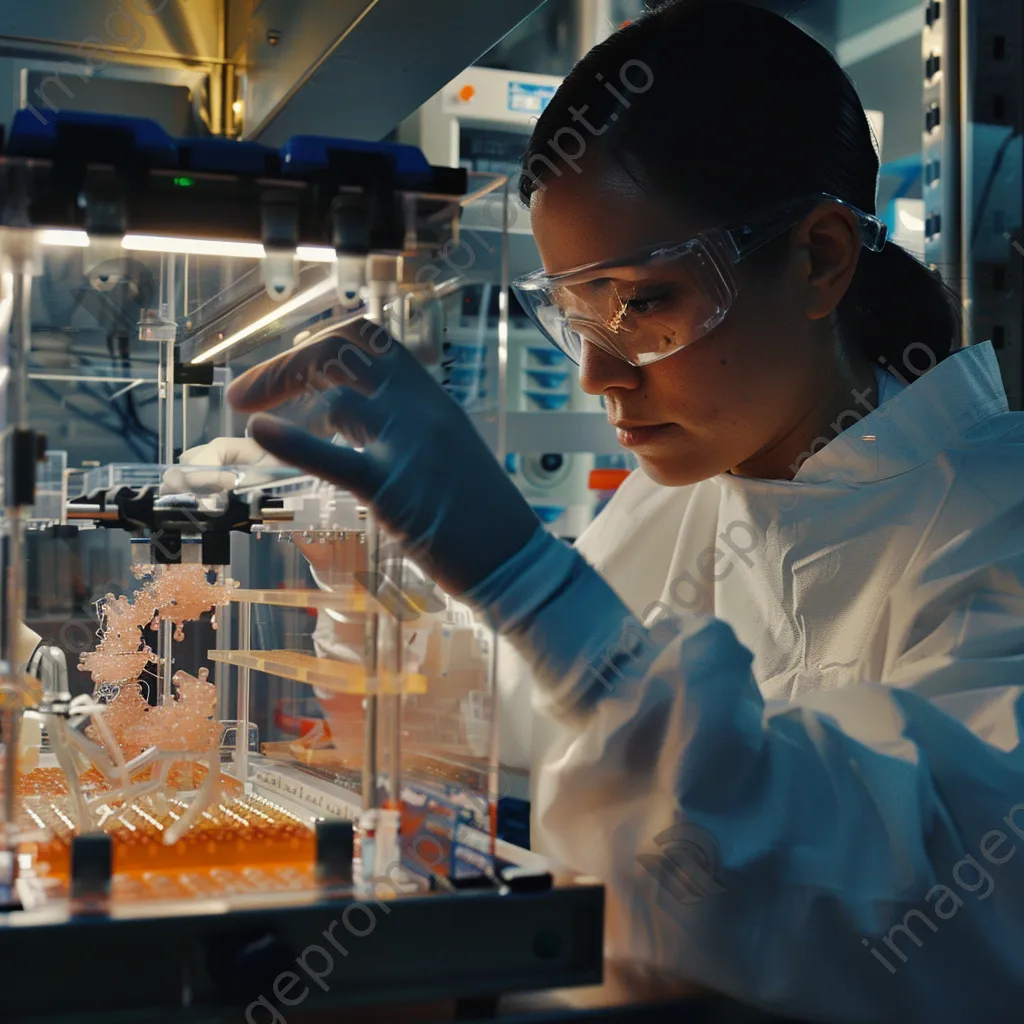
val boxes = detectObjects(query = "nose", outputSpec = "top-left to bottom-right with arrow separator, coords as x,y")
578,339 -> 641,395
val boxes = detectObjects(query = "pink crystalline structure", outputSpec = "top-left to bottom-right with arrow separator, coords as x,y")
139,563 -> 238,642
84,681 -> 151,760
79,564 -> 237,760
77,592 -> 155,686
79,564 -> 237,685
125,669 -> 221,753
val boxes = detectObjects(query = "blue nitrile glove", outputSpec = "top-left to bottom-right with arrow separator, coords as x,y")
227,318 -> 554,599
228,319 -> 653,709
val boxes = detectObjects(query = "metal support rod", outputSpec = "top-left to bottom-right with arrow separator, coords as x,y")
925,0 -> 963,337
60,470 -> 73,526
363,696 -> 378,810
182,384 -> 190,452
158,251 -> 178,464
383,552 -> 404,810
958,0 -> 974,345
160,292 -> 177,465
235,601 -> 251,790
384,695 -> 401,809
495,179 -> 510,467
158,618 -> 175,705
362,513 -> 379,811
181,256 -> 190,445
157,255 -> 177,703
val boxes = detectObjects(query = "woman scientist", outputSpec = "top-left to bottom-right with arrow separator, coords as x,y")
228,2 -> 1024,1021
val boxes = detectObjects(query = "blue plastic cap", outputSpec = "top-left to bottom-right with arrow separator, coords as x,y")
279,135 -> 432,184
8,109 -> 177,164
178,137 -> 279,176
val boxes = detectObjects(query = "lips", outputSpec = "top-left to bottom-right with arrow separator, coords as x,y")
613,422 -> 675,447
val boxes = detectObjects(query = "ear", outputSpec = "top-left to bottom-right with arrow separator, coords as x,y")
792,205 -> 862,321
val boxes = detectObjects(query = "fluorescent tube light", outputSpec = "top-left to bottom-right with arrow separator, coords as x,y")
122,234 -> 267,258
40,229 -> 90,247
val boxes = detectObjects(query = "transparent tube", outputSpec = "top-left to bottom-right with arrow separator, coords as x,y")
1,266 -> 33,849
235,600 -> 251,790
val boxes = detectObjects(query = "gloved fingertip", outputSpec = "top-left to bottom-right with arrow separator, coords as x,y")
247,412 -> 293,446
226,376 -> 257,411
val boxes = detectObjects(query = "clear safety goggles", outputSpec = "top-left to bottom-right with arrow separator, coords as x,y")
512,194 -> 887,367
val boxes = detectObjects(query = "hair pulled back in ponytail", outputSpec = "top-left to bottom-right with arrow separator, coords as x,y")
520,0 -> 962,370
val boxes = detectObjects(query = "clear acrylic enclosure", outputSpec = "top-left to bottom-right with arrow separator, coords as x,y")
3,171 -> 507,907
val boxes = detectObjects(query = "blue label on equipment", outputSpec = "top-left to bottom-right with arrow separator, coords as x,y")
508,81 -> 556,116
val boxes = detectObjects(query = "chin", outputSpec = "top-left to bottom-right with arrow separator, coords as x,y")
635,453 -> 718,488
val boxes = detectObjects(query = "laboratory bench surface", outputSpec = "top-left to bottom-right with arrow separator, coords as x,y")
247,961 -> 816,1024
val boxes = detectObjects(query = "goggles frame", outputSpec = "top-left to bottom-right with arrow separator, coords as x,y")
512,193 -> 888,367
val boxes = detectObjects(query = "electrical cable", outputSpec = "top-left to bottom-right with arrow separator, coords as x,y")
31,380 -> 152,460
77,381 -> 156,461
102,329 -> 159,458
971,130 -> 1021,247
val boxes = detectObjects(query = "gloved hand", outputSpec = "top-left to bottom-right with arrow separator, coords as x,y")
160,436 -> 284,496
226,319 -> 546,597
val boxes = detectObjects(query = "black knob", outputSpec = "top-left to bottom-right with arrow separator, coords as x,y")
539,453 -> 564,473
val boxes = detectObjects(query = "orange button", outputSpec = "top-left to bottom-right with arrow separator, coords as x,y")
589,469 -> 632,491
457,84 -> 476,102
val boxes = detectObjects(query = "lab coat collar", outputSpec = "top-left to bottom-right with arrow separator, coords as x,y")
764,342 -> 1008,487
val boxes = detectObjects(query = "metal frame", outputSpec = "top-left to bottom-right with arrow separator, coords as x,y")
923,0 -> 964,312
240,0 -> 548,145
15,58 -> 213,135
929,0 -> 1024,406
0,862 -> 603,1021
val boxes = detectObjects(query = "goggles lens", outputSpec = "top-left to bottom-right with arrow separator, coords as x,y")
522,240 -> 730,366
513,193 -> 887,367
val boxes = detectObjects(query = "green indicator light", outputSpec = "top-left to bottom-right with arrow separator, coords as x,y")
173,176 -> 195,187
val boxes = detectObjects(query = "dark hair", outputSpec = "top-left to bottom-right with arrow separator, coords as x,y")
519,0 -> 962,370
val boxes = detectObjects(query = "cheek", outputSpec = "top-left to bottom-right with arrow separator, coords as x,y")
643,342 -> 741,425
696,284 -> 806,398
653,324 -> 766,428
641,274 -> 806,428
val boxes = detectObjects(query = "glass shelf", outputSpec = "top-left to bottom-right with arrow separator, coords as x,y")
207,649 -> 428,695
228,586 -> 442,625
228,587 -> 371,613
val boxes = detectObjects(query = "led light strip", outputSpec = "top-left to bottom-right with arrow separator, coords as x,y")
38,229 -> 337,264
123,234 -> 265,258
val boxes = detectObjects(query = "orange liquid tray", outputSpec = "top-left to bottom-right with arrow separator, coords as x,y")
19,792 -> 316,879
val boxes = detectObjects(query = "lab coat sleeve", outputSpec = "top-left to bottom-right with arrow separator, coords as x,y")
308,563 -> 357,663
469,528 -> 1024,1024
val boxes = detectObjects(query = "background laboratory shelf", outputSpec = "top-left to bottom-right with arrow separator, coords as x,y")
207,649 -> 428,695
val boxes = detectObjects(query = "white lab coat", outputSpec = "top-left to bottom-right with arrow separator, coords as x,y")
489,341 -> 1024,1023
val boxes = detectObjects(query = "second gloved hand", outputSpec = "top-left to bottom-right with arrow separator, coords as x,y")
160,436 -> 284,495
226,318 -> 545,596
